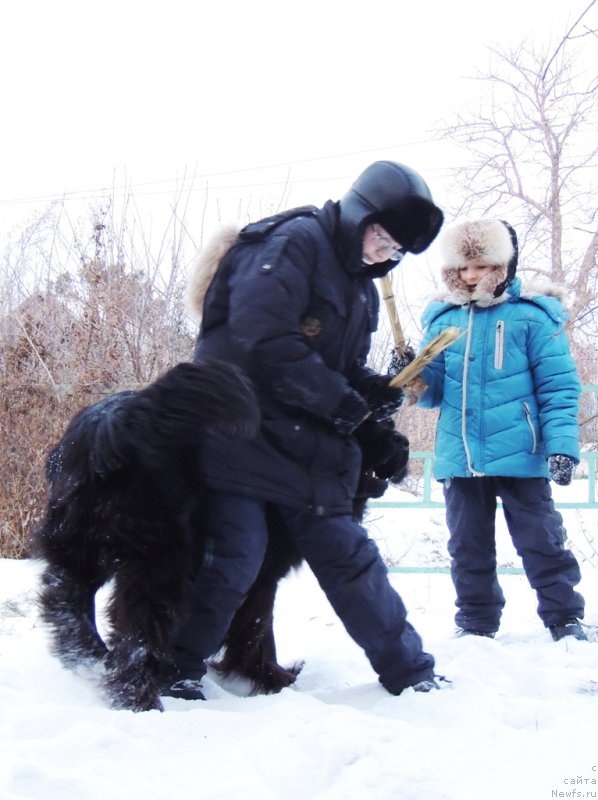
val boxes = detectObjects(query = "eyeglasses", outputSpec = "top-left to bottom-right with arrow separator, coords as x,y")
372,227 -> 404,262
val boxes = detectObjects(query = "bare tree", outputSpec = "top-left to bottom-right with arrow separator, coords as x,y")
440,2 -> 598,356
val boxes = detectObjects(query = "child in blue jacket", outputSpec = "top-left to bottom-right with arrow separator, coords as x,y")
413,218 -> 586,641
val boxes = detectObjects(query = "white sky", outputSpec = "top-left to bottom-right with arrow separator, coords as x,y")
1,0 -> 593,239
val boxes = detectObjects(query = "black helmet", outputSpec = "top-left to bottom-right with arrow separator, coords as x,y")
339,161 -> 444,254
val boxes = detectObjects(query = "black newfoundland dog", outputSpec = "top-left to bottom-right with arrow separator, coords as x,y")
33,360 -> 408,712
32,359 -> 261,711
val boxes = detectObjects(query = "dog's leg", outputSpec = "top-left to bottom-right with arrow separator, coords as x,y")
102,555 -> 191,712
215,510 -> 303,694
103,633 -> 165,712
215,567 -> 303,694
38,565 -> 108,668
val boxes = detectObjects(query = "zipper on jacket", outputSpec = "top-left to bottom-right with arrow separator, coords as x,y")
494,320 -> 504,369
462,305 -> 485,476
522,401 -> 537,453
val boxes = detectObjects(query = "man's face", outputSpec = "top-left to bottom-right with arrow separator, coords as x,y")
362,224 -> 403,265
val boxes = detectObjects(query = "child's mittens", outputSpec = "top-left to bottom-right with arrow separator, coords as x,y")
547,454 -> 576,486
387,345 -> 416,377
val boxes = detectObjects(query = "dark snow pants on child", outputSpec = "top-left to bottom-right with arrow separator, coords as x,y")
170,491 -> 435,694
444,476 -> 584,633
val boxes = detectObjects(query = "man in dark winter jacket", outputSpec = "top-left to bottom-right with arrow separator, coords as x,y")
166,161 -> 445,701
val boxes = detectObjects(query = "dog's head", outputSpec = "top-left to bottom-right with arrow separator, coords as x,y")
138,359 -> 261,447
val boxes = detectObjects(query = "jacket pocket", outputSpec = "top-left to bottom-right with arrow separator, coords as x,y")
522,401 -> 537,453
494,320 -> 505,369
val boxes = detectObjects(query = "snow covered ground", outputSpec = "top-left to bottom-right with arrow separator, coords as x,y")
1,488 -> 597,800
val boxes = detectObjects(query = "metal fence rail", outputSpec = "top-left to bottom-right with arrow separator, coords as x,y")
371,385 -> 598,511
369,450 -> 598,510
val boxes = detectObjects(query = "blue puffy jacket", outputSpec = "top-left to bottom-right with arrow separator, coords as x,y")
418,278 -> 580,480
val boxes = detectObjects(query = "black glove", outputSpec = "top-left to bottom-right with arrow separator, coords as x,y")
349,363 -> 405,422
373,430 -> 409,484
353,422 -> 392,518
368,381 -> 404,422
330,390 -> 370,436
354,420 -> 410,485
354,374 -> 404,422
354,419 -> 397,469
548,454 -> 576,486
387,345 -> 416,377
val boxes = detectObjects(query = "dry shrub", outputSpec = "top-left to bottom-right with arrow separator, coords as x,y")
0,204 -> 196,558
0,386 -> 101,558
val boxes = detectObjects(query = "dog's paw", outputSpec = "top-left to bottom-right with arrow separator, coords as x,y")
251,659 -> 305,695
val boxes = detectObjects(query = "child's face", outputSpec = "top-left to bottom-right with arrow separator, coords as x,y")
458,260 -> 496,292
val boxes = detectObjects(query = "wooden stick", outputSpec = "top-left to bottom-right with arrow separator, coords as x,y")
388,327 -> 464,387
378,274 -> 407,354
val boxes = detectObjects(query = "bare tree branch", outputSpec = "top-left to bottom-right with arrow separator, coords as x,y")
542,0 -> 598,80
438,14 -> 598,395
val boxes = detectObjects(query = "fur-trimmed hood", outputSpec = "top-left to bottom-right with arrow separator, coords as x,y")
423,277 -> 572,331
186,225 -> 240,322
520,278 -> 570,306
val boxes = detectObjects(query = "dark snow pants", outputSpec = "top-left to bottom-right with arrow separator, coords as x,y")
443,476 -> 584,632
170,491 -> 435,694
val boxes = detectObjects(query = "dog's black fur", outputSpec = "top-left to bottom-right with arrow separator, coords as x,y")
32,360 -> 261,712
33,361 -> 408,710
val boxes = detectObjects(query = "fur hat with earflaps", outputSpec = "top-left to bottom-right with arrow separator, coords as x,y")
439,219 -> 519,306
